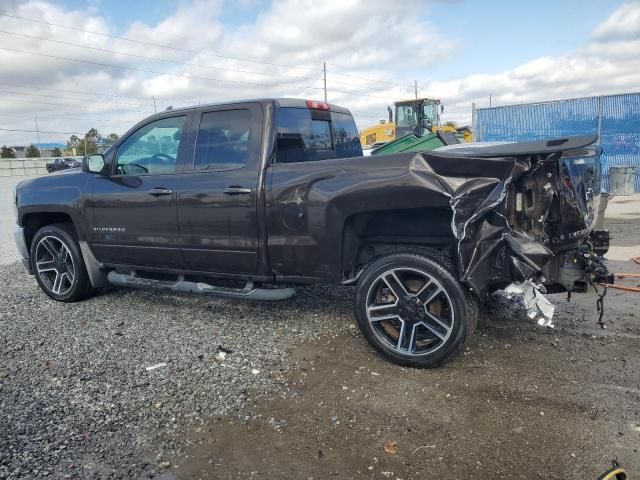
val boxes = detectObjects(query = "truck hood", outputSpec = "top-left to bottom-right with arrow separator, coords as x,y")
16,168 -> 87,197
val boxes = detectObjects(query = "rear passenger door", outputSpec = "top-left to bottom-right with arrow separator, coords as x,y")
177,104 -> 263,275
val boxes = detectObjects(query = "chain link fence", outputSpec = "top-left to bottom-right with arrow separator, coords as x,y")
473,92 -> 640,192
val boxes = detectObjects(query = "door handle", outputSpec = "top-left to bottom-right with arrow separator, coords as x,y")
148,187 -> 174,196
223,186 -> 252,195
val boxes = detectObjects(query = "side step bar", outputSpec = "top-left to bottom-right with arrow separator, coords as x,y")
106,271 -> 296,301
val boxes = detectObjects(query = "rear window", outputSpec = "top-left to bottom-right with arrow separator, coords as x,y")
275,107 -> 362,163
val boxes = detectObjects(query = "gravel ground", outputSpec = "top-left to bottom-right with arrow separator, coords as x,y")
1,174 -> 638,479
0,261 -> 354,478
0,174 -> 356,477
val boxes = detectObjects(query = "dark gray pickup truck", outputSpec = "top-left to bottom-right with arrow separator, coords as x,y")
13,98 -> 611,367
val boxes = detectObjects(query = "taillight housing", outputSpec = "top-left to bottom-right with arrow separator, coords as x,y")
306,100 -> 330,110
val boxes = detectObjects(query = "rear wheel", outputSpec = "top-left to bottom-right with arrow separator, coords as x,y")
30,223 -> 94,302
354,252 -> 476,368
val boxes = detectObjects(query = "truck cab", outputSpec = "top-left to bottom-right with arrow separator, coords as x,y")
394,98 -> 442,138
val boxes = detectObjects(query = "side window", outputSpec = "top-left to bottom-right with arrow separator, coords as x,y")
396,105 -> 416,127
115,116 -> 185,175
332,112 -> 363,158
194,110 -> 252,170
276,108 -> 333,163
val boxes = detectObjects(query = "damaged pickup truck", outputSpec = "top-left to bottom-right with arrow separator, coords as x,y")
13,98 -> 611,367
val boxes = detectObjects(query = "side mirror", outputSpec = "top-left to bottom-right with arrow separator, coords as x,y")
83,154 -> 105,174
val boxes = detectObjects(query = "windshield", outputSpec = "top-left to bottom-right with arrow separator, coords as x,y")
422,102 -> 438,126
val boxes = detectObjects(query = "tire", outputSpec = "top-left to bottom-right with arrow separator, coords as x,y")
354,252 -> 477,368
30,223 -> 94,302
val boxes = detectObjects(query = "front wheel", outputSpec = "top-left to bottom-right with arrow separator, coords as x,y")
30,223 -> 94,302
354,252 -> 476,368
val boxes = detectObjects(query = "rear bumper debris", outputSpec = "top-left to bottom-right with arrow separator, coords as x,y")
505,280 -> 556,327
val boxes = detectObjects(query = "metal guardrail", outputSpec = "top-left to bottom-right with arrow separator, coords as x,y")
0,157 -> 83,176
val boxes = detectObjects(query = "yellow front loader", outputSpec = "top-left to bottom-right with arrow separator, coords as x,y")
359,98 -> 472,146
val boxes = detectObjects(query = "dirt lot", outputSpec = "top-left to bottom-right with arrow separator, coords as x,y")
166,196 -> 640,480
1,175 -> 639,479
170,273 -> 640,479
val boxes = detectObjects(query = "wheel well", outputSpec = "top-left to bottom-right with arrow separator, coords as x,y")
341,207 -> 455,280
23,212 -> 75,249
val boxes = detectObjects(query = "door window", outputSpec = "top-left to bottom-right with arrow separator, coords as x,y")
115,116 -> 185,175
193,110 -> 252,170
396,105 -> 417,127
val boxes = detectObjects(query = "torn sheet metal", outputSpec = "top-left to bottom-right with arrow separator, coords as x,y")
505,281 -> 556,327
407,135 -> 602,297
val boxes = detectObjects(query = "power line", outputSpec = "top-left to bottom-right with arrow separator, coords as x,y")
0,29 -> 402,94
0,82 -> 252,109
326,70 -> 402,87
0,96 -> 155,113
0,112 -> 141,123
0,12 -> 403,89
0,47 -> 398,100
0,29 -> 318,82
0,127 -> 83,135
0,46 -> 320,89
0,12 -> 323,71
1,89 -> 150,107
0,82 -> 151,101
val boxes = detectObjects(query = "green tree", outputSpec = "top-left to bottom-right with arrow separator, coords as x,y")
67,129 -> 102,155
66,135 -> 80,155
443,120 -> 458,129
51,147 -> 62,157
79,128 -> 102,155
104,133 -> 119,148
25,144 -> 41,158
1,145 -> 15,158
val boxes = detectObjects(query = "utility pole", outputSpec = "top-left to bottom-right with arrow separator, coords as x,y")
414,80 -> 418,99
489,93 -> 492,108
471,102 -> 477,140
323,62 -> 327,103
152,96 -> 157,113
34,117 -> 41,147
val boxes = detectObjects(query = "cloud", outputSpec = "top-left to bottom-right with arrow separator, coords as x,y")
592,2 -> 640,41
0,0 -> 451,144
0,0 -> 639,146
430,2 -> 640,125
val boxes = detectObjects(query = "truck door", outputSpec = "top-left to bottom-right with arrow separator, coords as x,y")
88,114 -> 190,269
177,104 -> 263,274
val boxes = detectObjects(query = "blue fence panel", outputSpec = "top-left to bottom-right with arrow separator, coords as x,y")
475,93 -> 640,192
600,93 -> 640,192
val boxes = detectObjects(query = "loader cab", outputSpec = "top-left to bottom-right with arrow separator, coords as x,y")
394,98 -> 441,138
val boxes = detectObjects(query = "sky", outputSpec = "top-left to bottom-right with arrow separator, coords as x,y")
0,0 -> 639,147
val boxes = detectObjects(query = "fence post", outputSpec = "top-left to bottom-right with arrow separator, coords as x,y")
597,95 -> 603,145
471,102 -> 477,141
